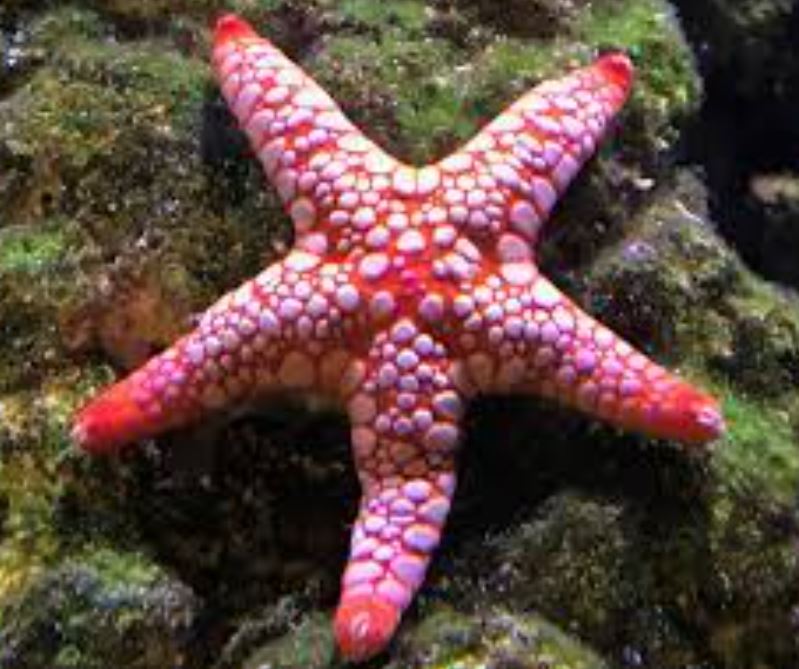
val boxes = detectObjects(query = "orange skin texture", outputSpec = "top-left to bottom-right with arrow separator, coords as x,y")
72,14 -> 724,662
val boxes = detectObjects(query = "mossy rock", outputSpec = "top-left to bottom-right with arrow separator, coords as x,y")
447,487 -> 799,668
228,605 -> 606,669
438,171 -> 799,668
670,0 -> 799,289
394,607 -> 609,669
0,547 -> 198,669
308,0 -> 699,168
0,0 -> 702,384
0,6 -> 282,379
578,170 -> 799,501
0,220 -> 94,392
236,612 -> 336,669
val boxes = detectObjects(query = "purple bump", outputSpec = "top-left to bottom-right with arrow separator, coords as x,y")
619,376 -> 642,397
540,321 -> 560,344
397,349 -> 420,371
419,497 -> 450,525
432,391 -> 463,420
343,560 -> 383,587
574,349 -> 597,374
390,497 -> 416,516
402,524 -> 439,554
402,480 -> 432,503
351,537 -> 380,559
390,554 -> 426,588
531,176 -> 557,214
376,579 -> 411,609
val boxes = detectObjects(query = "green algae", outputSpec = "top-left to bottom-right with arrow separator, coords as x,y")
1,4 -> 277,379
0,366 -> 197,667
579,0 -> 701,148
0,455 -> 60,601
337,0 -> 428,34
70,544 -> 163,590
458,482 -> 799,668
0,13 -> 278,655
0,366 -> 112,601
712,386 -> 799,505
233,606 -> 606,669
239,612 -> 335,669
309,0 -> 698,166
392,608 -> 607,669
2,12 -> 208,180
722,280 -> 799,395
581,175 -> 799,507
316,32 -> 469,163
0,222 -> 94,393
0,1 -> 796,668
0,224 -> 72,275
512,169 -> 799,666
0,544 -> 197,669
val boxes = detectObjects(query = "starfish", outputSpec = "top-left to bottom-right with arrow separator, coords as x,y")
72,14 -> 725,663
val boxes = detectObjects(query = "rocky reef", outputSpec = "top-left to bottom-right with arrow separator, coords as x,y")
0,1 -> 797,668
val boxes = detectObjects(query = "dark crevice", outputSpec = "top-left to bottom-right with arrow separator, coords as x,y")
671,0 -> 799,288
454,395 -> 708,536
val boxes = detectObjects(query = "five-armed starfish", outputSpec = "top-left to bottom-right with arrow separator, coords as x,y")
72,14 -> 724,662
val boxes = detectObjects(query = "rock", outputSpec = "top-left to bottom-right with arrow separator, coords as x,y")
449,484 -> 799,667
227,604 -> 607,669
0,548 -> 199,669
233,612 -> 336,669
580,171 -> 799,502
747,172 -> 799,288
443,172 -> 799,667
673,0 -> 797,100
670,0 -> 799,288
0,1 -> 797,668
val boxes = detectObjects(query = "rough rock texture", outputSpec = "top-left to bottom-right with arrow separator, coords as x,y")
0,548 -> 198,669
0,0 -> 797,668
671,0 -> 799,288
746,172 -> 799,288
227,606 -> 609,669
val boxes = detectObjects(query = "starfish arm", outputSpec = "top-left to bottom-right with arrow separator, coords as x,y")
452,265 -> 724,445
334,325 -> 463,662
437,53 -> 633,259
212,14 -> 401,242
72,251 -> 360,454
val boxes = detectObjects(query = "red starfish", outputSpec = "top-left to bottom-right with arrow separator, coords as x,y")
72,14 -> 725,662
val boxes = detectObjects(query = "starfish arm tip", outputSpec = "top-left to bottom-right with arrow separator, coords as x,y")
595,51 -> 635,93
214,13 -> 257,44
632,384 -> 725,446
71,385 -> 144,455
334,596 -> 400,662
681,393 -> 726,445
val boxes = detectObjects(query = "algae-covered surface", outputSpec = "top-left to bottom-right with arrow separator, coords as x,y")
1,1 -> 797,668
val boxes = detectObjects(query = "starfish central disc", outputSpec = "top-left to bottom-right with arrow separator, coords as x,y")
71,13 -> 724,663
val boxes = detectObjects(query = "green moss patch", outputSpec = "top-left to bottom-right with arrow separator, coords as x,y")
307,0 -> 698,166
4,21 -> 208,171
712,386 -> 799,505
392,607 -> 607,669
337,0 -> 428,34
580,0 -> 700,116
0,545 -> 197,669
0,221 -> 85,275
